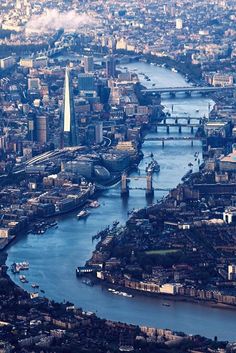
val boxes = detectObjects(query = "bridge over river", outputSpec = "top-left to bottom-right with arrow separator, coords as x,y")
142,85 -> 235,96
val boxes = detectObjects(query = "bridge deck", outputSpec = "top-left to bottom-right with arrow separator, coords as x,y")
144,136 -> 204,141
142,86 -> 235,94
155,123 -> 200,127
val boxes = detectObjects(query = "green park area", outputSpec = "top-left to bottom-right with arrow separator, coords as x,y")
145,249 -> 180,256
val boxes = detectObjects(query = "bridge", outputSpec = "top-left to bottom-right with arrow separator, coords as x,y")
121,173 -> 155,197
161,116 -> 205,124
142,85 -> 235,96
144,136 -> 205,147
155,123 -> 201,134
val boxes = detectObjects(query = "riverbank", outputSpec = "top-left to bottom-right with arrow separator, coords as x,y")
97,278 -> 236,312
0,253 -> 229,352
84,149 -> 236,314
7,62 -> 233,341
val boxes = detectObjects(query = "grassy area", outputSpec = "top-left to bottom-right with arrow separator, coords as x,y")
145,249 -> 180,256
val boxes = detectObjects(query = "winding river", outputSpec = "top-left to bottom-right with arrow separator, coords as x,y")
6,62 -> 236,342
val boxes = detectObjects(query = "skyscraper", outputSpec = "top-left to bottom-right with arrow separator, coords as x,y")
176,18 -> 183,29
105,55 -> 116,78
36,116 -> 48,144
84,56 -> 94,73
16,0 -> 22,10
62,67 -> 77,147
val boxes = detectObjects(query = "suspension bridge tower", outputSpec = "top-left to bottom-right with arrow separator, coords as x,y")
121,173 -> 129,196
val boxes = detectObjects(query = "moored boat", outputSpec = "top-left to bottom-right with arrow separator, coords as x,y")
77,210 -> 89,219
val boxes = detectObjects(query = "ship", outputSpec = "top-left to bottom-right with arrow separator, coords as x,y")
108,289 -> 133,298
30,292 -> 39,299
89,200 -> 100,208
77,210 -> 89,219
19,275 -> 28,283
146,160 -> 160,174
11,261 -> 29,273
31,283 -> 39,289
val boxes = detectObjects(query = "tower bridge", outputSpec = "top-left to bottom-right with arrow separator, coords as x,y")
121,173 -> 154,197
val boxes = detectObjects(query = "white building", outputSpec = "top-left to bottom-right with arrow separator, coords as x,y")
176,18 -> 183,30
228,264 -> 236,281
0,56 -> 16,70
223,207 -> 236,224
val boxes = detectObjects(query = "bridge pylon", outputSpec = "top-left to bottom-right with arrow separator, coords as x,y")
121,173 -> 129,196
146,174 -> 154,197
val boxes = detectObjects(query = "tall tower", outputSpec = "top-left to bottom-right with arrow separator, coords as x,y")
105,55 -> 116,78
16,0 -> 22,9
36,116 -> 48,144
84,56 -> 94,73
62,67 -> 77,147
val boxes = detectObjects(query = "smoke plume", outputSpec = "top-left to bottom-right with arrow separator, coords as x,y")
26,9 -> 97,34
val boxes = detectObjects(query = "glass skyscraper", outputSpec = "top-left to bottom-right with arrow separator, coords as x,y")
62,67 -> 77,147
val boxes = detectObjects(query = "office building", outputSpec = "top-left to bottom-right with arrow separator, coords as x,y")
84,56 -> 94,73
95,122 -> 103,144
228,264 -> 236,281
0,56 -> 16,70
176,18 -> 183,29
105,55 -> 116,78
78,73 -> 95,91
16,0 -> 22,9
36,116 -> 48,144
28,78 -> 41,91
62,67 -> 77,147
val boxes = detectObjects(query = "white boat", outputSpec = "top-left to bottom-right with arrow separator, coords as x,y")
89,201 -> 100,208
31,283 -> 39,289
30,292 -> 39,299
77,210 -> 89,219
19,275 -> 28,283
122,292 -> 133,298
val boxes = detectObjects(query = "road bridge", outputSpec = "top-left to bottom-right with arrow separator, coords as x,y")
155,122 -> 202,134
144,136 -> 205,147
142,85 -> 235,95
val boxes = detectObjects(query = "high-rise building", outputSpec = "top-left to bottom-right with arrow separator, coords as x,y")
16,0 -> 22,10
95,122 -> 103,144
228,264 -> 236,280
105,55 -> 116,78
176,18 -> 183,30
84,56 -> 94,73
0,56 -> 16,70
28,78 -> 41,91
78,73 -> 95,91
86,122 -> 103,145
36,116 -> 48,144
62,67 -> 77,147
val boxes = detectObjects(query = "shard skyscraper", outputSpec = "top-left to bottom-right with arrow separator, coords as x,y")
62,67 -> 77,147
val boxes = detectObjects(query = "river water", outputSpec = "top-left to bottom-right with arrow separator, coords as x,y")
6,63 -> 236,342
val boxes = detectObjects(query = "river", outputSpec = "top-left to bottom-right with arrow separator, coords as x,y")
6,62 -> 236,342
